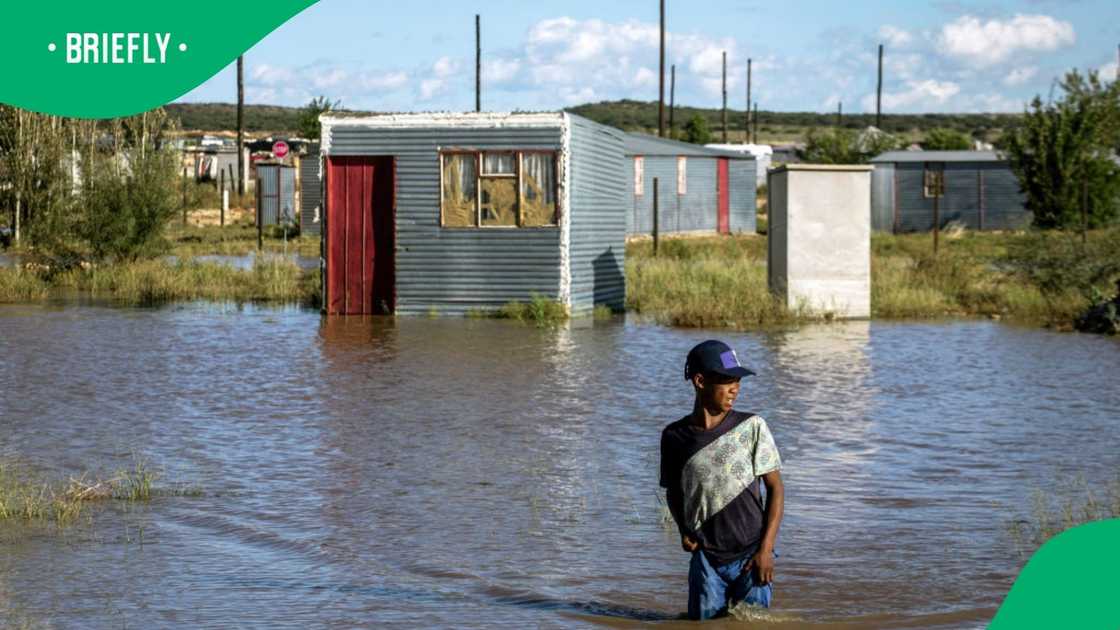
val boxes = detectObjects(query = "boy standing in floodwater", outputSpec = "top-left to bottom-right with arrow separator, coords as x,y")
659,340 -> 785,620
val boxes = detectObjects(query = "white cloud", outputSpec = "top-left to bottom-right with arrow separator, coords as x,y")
525,17 -> 741,101
358,71 -> 409,91
878,25 -> 913,48
862,79 -> 960,111
1003,66 -> 1038,86
1100,62 -> 1119,82
483,58 -> 521,84
250,64 -> 296,86
433,56 -> 459,78
311,68 -> 348,90
419,78 -> 445,100
938,14 -> 1074,66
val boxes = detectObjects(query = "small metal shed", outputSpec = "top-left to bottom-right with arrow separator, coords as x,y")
624,134 -> 756,236
869,150 -> 1030,232
255,163 -> 297,227
318,112 -> 627,316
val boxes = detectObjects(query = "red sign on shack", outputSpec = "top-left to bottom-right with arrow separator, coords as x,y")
272,140 -> 289,159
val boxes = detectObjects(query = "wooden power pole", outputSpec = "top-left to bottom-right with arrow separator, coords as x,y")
475,15 -> 481,112
721,51 -> 728,142
876,44 -> 884,128
658,0 -> 665,137
669,64 -> 676,139
746,58 -> 751,144
237,55 -> 244,196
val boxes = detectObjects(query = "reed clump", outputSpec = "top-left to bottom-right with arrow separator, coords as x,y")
497,293 -> 570,327
0,267 -> 49,303
1008,475 -> 1120,558
0,458 -> 179,528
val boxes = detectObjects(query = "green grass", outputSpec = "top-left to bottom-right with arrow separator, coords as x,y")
497,293 -> 570,327
167,222 -> 319,258
0,267 -> 49,303
625,229 -> 1120,330
50,257 -> 319,307
0,457 -> 177,528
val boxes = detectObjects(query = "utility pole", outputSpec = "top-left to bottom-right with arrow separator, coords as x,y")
237,55 -> 244,196
475,14 -> 481,112
721,51 -> 728,143
752,102 -> 758,144
876,44 -> 884,128
669,64 -> 676,139
837,101 -> 842,126
658,0 -> 666,137
746,58 -> 751,144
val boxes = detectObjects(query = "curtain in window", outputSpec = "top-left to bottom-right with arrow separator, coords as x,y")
482,152 -> 515,175
521,153 -> 556,226
442,154 -> 477,226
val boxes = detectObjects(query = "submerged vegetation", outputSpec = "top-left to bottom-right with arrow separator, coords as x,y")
0,457 -> 194,528
626,229 -> 1120,330
1008,476 -> 1120,559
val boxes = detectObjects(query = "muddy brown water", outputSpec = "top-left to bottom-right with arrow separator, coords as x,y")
1,302 -> 1118,629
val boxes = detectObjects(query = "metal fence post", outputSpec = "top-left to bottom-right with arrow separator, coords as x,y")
653,177 -> 660,256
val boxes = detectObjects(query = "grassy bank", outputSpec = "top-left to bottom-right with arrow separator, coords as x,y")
627,229 -> 1120,329
168,222 -> 319,258
0,257 -> 320,307
1009,476 -> 1120,559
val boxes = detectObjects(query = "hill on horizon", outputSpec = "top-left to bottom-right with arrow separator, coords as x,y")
166,100 -> 1021,145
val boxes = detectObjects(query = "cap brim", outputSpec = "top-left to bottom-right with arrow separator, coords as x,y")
712,366 -> 756,378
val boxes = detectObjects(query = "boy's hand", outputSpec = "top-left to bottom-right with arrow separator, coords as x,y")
681,534 -> 700,552
745,549 -> 775,584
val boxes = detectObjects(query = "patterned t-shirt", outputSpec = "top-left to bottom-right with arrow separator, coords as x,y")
659,410 -> 782,565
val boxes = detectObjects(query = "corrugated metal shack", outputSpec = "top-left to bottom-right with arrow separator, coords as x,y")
319,112 -> 627,316
624,134 -> 756,236
870,150 -> 1029,232
300,143 -> 321,236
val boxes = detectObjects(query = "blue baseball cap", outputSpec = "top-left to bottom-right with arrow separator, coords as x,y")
684,340 -> 756,380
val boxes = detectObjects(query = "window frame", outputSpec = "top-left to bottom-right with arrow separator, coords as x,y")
439,149 -> 560,229
634,155 -> 644,197
923,162 -> 946,199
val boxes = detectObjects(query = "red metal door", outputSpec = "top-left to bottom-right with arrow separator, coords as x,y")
717,158 -> 730,234
326,156 -> 395,315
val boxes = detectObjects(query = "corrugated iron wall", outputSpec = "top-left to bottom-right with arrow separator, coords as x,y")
626,155 -> 754,235
890,162 -> 1029,232
568,116 -> 627,313
257,164 -> 296,227
870,164 -> 895,231
300,146 -> 321,236
728,159 -> 757,233
326,124 -> 564,316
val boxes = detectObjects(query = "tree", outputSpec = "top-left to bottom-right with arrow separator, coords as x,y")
298,96 -> 340,140
682,114 -> 711,144
1005,70 -> 1120,229
800,127 -> 900,164
923,127 -> 973,150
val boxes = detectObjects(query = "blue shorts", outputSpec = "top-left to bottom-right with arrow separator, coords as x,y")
688,547 -> 774,620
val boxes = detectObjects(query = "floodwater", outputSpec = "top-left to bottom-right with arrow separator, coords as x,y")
1,303 -> 1118,629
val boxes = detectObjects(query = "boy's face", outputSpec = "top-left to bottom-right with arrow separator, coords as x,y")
694,372 -> 742,412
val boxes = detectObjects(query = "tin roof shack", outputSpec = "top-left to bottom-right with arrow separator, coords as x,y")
625,134 -> 756,237
319,112 -> 627,317
869,150 -> 1029,232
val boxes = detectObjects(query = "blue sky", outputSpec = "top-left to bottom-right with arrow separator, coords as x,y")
178,0 -> 1119,114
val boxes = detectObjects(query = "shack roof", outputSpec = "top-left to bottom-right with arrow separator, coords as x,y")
870,150 -> 1004,163
623,133 -> 752,159
321,111 -> 570,130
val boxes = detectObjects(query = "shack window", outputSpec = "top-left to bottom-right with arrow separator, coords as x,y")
634,156 -> 644,196
441,153 -> 478,227
521,152 -> 557,226
439,149 -> 559,228
923,163 -> 945,198
677,156 -> 687,195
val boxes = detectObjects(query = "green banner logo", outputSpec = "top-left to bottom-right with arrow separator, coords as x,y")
991,518 -> 1120,629
0,0 -> 318,118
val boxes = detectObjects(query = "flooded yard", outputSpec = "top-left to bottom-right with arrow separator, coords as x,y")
1,303 -> 1118,628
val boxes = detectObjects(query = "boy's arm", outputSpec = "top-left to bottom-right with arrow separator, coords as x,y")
666,485 -> 699,552
747,470 -> 784,583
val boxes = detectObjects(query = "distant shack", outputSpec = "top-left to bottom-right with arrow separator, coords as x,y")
870,150 -> 1029,232
624,134 -> 756,236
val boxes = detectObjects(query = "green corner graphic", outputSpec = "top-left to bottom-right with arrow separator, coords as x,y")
990,518 -> 1120,629
0,0 -> 319,118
